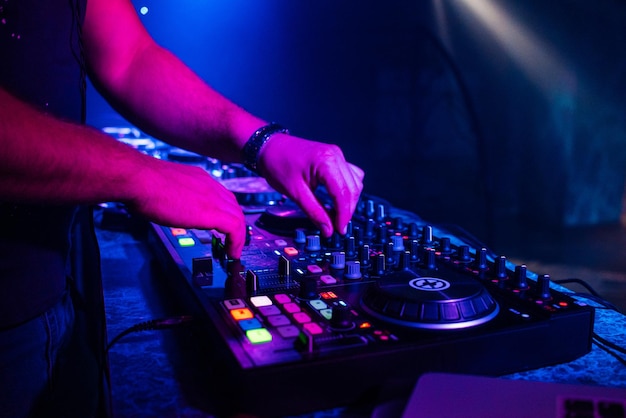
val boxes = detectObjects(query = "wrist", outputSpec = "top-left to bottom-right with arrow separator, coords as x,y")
241,123 -> 289,174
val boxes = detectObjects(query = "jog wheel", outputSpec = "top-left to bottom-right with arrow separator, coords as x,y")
361,269 -> 499,330
221,177 -> 284,211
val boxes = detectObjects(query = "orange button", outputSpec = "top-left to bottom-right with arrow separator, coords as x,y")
230,308 -> 254,321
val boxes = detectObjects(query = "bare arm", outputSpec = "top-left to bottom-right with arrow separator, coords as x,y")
82,0 -> 364,236
0,87 -> 246,257
82,0 -> 265,161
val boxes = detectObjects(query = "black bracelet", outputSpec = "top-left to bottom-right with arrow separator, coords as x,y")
241,123 -> 289,173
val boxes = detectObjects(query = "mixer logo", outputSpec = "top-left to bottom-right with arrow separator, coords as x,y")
409,277 -> 451,291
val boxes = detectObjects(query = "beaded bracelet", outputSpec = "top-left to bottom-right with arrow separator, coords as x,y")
241,123 -> 289,173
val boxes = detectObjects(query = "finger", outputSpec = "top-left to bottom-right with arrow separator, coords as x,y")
292,181 -> 334,237
319,161 -> 364,235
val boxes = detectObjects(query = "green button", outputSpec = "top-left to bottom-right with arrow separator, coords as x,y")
178,237 -> 195,247
246,328 -> 272,344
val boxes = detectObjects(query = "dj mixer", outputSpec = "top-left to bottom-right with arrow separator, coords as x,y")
147,164 -> 595,417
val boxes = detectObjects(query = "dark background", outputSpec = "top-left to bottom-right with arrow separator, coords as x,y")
87,0 -> 626,258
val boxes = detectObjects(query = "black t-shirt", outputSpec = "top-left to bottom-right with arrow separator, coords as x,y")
0,0 -> 87,328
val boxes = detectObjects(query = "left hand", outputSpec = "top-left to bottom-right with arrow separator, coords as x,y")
257,134 -> 364,237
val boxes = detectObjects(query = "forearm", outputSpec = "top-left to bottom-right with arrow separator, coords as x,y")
0,88 -> 154,205
90,43 -> 266,162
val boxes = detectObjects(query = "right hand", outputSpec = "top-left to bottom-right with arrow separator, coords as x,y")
128,159 -> 246,259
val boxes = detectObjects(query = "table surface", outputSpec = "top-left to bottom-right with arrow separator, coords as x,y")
96,219 -> 626,418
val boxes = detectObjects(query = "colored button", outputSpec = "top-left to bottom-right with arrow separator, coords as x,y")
239,318 -> 262,331
246,328 -> 272,344
320,291 -> 338,300
224,299 -> 246,309
274,239 -> 288,247
283,303 -> 300,313
276,325 -> 300,338
230,308 -> 254,321
177,237 -> 195,247
293,312 -> 311,324
303,322 -> 323,335
320,274 -> 337,284
274,294 -> 291,304
284,247 -> 299,256
309,300 -> 328,310
307,264 -> 323,274
170,228 -> 187,236
319,309 -> 333,320
258,305 -> 281,316
250,295 -> 273,307
267,315 -> 291,327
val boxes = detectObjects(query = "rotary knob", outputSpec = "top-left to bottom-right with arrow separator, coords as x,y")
329,302 -> 354,330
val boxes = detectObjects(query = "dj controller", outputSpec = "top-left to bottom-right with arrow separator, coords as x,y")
146,157 -> 595,417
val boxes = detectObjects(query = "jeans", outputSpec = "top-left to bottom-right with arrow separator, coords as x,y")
0,289 -> 99,418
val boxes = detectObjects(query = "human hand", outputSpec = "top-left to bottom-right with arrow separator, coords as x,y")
257,134 -> 364,237
129,159 -> 246,258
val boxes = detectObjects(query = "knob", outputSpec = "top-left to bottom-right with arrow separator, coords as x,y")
345,220 -> 353,236
364,219 -> 376,240
474,248 -> 489,272
305,235 -> 321,252
495,256 -> 508,279
353,225 -> 363,246
392,216 -> 404,231
373,253 -> 386,275
359,244 -> 371,268
396,250 -> 411,270
326,232 -> 342,250
377,224 -> 388,245
420,226 -> 433,246
391,234 -> 405,252
294,228 -> 307,245
409,239 -> 420,262
330,251 -> 346,270
384,242 -> 395,265
344,236 -> 357,259
537,274 -> 552,300
330,301 -> 353,330
457,245 -> 471,263
298,276 -> 318,300
515,264 -> 529,290
375,203 -> 386,223
366,199 -> 376,218
407,222 -> 420,240
439,237 -> 452,256
423,248 -> 437,270
344,261 -> 362,280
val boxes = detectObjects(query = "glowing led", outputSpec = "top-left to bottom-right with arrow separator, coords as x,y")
250,295 -> 273,307
139,6 -> 149,15
303,322 -> 323,335
246,328 -> 272,344
230,308 -> 254,321
320,291 -> 338,300
177,237 -> 195,247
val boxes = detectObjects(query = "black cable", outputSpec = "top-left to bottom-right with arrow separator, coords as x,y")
594,332 -> 626,356
105,315 -> 195,354
592,334 -> 626,368
553,278 -> 602,297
